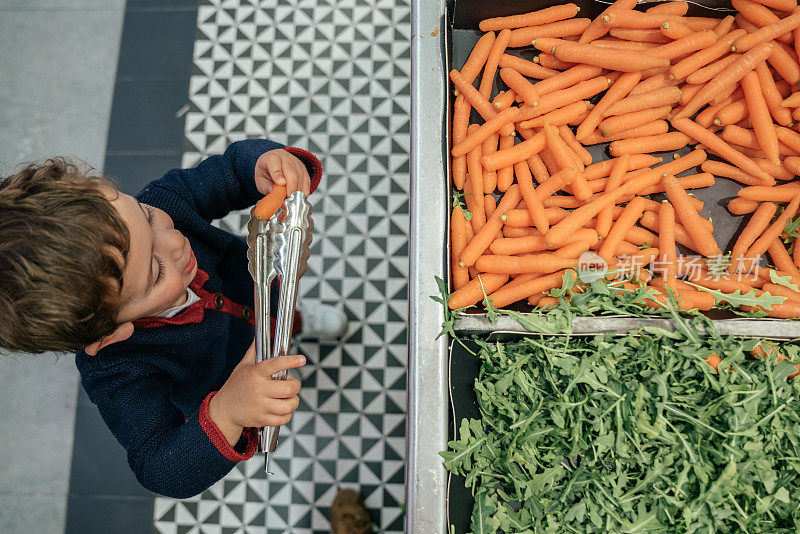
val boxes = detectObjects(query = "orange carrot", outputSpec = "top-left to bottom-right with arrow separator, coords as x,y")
475,254 -> 578,274
452,107 -> 520,157
254,184 -> 287,220
738,183 -> 800,201
448,273 -> 509,309
727,196 -> 760,214
660,18 -> 694,40
584,154 -> 661,180
602,9 -> 673,29
680,83 -> 703,105
659,201 -> 678,281
482,131 -> 546,171
715,98 -> 749,126
647,30 -> 718,60
637,172 -> 716,195
677,42 -> 774,118
784,155 -> 800,174
513,161 -> 550,235
582,0 -> 640,42
628,74 -> 673,97
581,121 -> 670,144
460,185 -> 523,267
543,120 -> 591,200
609,132 -> 691,155
733,0 -> 791,43
730,201 -> 778,272
558,125 -> 593,166
754,0 -> 798,12
590,39 -> 661,51
767,40 -> 800,86
702,160 -> 772,186
552,42 -> 670,71
496,135 -> 516,192
639,210 -> 702,252
746,192 -> 800,260
609,27 -> 671,43
602,86 -> 682,116
647,1 -> 689,16
451,206 -> 470,290
714,15 -> 736,36
598,196 -> 647,263
685,53 -> 741,86
768,238 -> 800,279
597,154 -> 630,238
518,100 -> 591,129
518,76 -> 613,121
482,135 -> 499,193
498,67 -> 540,106
598,105 -> 672,137
537,53 -> 575,70
662,173 -> 721,257
624,225 -> 659,247
671,117 -> 775,185
450,70 -> 516,138
527,64 -> 604,96
487,270 -> 572,308
478,29 -> 511,99
507,18 -> 592,47
498,54 -> 558,78
452,95 -> 469,190
575,71 -> 641,140
528,153 -> 550,183
480,4 -> 580,32
460,32 -> 496,83
755,61 -> 794,125
670,30 -> 747,81
741,71 -> 782,165
732,10 -> 800,53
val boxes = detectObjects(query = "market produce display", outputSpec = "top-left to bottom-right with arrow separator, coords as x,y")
443,328 -> 800,533
447,0 -> 800,318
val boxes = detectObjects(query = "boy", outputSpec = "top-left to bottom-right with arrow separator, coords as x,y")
0,139 -> 348,498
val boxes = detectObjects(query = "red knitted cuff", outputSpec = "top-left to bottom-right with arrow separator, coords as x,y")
284,147 -> 323,194
199,391 -> 258,462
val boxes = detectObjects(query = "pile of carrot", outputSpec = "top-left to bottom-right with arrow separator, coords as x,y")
448,0 -> 800,319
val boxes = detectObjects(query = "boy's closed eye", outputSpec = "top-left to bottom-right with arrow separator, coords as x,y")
141,204 -> 166,286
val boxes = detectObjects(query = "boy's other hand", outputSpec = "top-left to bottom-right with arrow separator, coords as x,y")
255,149 -> 311,197
208,342 -> 305,447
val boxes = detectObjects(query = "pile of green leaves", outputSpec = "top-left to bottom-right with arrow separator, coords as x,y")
443,330 -> 800,533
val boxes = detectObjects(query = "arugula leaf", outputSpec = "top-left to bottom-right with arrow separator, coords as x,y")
769,270 -> 800,292
452,192 -> 473,221
686,282 -> 787,310
785,215 -> 800,239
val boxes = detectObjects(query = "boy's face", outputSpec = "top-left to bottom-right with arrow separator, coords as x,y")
106,190 -> 199,322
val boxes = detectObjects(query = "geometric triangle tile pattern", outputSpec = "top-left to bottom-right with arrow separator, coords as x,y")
154,0 -> 410,532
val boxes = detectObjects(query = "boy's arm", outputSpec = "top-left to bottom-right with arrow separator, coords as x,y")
77,357 -> 257,499
137,139 -> 322,222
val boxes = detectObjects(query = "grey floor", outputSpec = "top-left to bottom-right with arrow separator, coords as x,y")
0,1 -> 125,533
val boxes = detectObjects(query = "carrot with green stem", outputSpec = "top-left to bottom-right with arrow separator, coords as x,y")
459,185 -> 523,267
478,29 -> 511,99
745,192 -> 800,261
671,117 -> 775,185
677,42 -> 774,118
452,107 -> 520,157
602,86 -> 683,116
513,161 -> 550,235
552,42 -> 670,71
575,71 -> 641,140
447,273 -> 509,310
741,71 -> 782,165
479,3 -> 580,31
662,173 -> 721,257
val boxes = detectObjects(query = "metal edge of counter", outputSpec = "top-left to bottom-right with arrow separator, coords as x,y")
407,0 -> 449,532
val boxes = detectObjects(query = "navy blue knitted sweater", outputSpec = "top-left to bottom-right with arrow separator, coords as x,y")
74,140 -> 322,498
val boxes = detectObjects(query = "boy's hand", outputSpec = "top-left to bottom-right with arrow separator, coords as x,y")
254,149 -> 311,197
208,342 -> 305,447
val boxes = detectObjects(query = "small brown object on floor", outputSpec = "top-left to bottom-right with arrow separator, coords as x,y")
329,489 -> 374,534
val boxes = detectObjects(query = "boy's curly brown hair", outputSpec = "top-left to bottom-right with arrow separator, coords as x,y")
0,158 -> 131,354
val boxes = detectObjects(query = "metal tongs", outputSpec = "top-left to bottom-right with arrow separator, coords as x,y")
246,191 -> 313,476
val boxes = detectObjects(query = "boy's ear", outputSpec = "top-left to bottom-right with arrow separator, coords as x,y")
84,322 -> 135,356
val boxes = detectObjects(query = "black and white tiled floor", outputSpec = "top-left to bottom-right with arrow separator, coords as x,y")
154,0 -> 410,532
